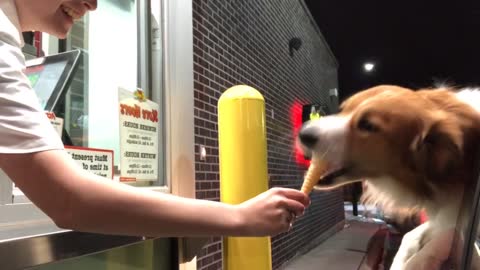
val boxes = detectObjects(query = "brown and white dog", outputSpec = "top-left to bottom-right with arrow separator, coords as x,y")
298,85 -> 480,269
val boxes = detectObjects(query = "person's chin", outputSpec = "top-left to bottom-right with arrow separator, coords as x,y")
51,26 -> 70,39
56,32 -> 68,39
50,11 -> 73,38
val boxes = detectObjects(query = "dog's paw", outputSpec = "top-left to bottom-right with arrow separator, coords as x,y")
391,222 -> 430,270
391,243 -> 422,270
403,254 -> 443,270
392,224 -> 456,270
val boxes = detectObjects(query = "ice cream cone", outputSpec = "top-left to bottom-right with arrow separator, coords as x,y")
301,158 -> 327,194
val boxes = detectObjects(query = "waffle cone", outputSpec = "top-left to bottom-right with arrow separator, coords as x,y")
301,160 -> 328,194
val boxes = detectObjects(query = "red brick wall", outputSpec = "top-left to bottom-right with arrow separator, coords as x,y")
192,1 -> 344,269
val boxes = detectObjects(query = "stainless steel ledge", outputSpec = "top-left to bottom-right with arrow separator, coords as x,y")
0,231 -> 144,270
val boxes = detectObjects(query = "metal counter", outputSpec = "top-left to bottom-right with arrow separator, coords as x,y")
0,231 -> 144,270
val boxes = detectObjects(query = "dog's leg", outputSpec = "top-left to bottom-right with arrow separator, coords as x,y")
390,222 -> 430,270
402,227 -> 454,270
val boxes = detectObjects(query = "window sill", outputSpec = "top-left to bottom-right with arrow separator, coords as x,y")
0,229 -> 145,269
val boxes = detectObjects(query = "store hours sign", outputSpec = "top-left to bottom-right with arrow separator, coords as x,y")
118,87 -> 159,181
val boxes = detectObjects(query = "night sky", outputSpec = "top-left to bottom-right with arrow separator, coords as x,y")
305,0 -> 480,101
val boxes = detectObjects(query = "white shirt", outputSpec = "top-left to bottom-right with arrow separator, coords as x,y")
0,0 -> 64,153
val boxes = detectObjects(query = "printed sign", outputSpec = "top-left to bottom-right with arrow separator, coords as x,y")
45,111 -> 64,137
118,87 -> 159,181
65,146 -> 114,179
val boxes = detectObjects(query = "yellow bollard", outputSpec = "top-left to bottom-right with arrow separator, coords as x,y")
218,85 -> 272,270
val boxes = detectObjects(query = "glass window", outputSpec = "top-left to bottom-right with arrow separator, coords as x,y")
0,0 -> 176,247
3,0 -> 166,209
64,0 -> 137,165
58,0 -> 165,188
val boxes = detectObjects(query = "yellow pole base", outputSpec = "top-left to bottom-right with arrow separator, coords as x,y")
218,85 -> 272,270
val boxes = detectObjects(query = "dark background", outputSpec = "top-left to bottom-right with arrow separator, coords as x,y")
305,0 -> 480,101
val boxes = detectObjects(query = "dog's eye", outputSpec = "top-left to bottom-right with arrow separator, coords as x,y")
357,118 -> 379,133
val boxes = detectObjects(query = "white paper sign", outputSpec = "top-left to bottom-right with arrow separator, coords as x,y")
65,146 -> 114,179
45,112 -> 64,137
118,87 -> 159,181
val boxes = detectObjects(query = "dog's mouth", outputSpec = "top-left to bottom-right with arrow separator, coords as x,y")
313,166 -> 359,191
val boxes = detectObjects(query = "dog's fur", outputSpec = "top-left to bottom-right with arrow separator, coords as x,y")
298,85 -> 480,269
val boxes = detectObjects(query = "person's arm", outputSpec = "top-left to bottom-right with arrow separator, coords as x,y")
0,149 -> 309,237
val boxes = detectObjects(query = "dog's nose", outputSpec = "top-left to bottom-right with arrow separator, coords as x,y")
299,125 -> 318,149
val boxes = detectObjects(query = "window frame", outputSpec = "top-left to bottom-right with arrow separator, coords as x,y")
460,164 -> 480,269
0,0 -> 197,266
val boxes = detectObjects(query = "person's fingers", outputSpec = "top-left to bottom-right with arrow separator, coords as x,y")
283,198 -> 306,216
283,210 -> 295,223
282,209 -> 291,223
280,210 -> 294,232
288,211 -> 296,226
271,187 -> 310,206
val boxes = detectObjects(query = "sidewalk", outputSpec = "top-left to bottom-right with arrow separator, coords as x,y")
283,204 -> 398,270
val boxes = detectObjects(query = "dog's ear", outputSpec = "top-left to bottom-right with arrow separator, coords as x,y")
411,119 -> 463,180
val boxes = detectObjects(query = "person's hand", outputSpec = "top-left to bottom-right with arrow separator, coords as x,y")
233,187 -> 310,236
